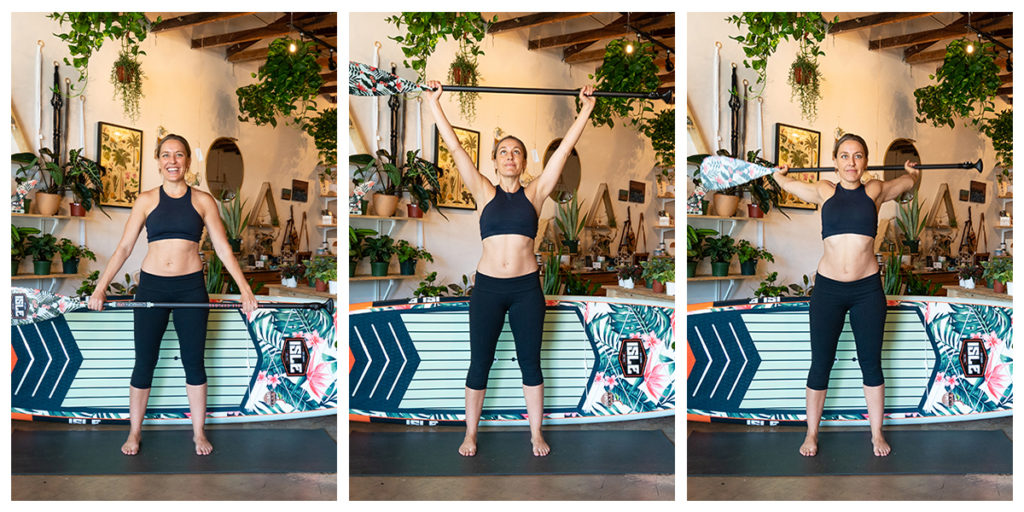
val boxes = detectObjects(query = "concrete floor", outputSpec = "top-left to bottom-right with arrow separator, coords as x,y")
349,416 -> 675,500
687,416 -> 1012,500
11,415 -> 337,501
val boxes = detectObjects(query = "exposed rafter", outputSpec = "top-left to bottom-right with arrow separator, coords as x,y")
528,13 -> 671,51
828,12 -> 936,34
190,13 -> 331,50
150,12 -> 254,32
488,12 -> 595,34
870,13 -> 1011,51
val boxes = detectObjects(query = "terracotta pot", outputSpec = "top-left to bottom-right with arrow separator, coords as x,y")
315,279 -> 329,292
652,280 -> 666,294
747,203 -> 764,218
713,194 -> 740,217
372,193 -> 400,217
34,192 -> 61,216
793,66 -> 809,85
407,203 -> 424,218
452,67 -> 463,84
993,280 -> 1007,294
69,202 -> 86,217
116,64 -> 132,83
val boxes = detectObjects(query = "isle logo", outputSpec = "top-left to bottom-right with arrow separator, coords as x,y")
959,338 -> 987,378
12,293 -> 27,320
282,337 -> 310,377
618,338 -> 647,378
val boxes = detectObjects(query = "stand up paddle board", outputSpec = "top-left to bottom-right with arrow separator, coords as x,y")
687,296 -> 1012,425
11,291 -> 337,424
349,295 -> 675,425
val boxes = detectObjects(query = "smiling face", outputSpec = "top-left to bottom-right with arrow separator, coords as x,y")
492,136 -> 527,178
834,139 -> 868,184
157,138 -> 191,182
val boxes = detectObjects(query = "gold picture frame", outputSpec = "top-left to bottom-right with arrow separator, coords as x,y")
97,122 -> 143,208
433,125 -> 479,210
774,123 -> 820,211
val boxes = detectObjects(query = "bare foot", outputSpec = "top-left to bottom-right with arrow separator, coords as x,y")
799,433 -> 818,456
872,434 -> 891,456
459,434 -> 477,456
121,431 -> 141,456
194,433 -> 213,456
531,434 -> 550,457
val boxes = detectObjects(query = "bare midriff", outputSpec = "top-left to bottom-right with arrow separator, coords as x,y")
141,239 -> 203,276
478,234 -> 538,277
817,234 -> 879,281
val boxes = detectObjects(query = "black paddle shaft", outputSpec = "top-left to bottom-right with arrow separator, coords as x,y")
440,85 -> 672,102
102,301 -> 327,311
784,159 -> 983,174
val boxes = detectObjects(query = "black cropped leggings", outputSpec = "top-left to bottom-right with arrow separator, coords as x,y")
131,270 -> 209,389
807,272 -> 887,390
466,270 -> 545,390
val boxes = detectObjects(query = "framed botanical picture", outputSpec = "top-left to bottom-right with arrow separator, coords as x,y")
97,122 -> 143,208
774,123 -> 821,211
292,179 -> 308,202
433,125 -> 478,210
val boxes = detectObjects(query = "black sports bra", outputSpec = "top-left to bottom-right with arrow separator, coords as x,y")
146,186 -> 204,243
821,183 -> 877,239
479,186 -> 538,240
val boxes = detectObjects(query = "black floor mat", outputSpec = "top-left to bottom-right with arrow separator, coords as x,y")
688,430 -> 1012,476
350,430 -> 675,476
12,428 -> 337,475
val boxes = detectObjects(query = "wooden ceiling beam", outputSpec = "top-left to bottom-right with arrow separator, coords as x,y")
562,41 -> 596,60
227,37 -> 337,63
488,12 -> 596,34
903,41 -> 936,60
528,12 -> 672,50
870,14 -> 1011,51
190,12 -> 331,49
150,12 -> 254,32
999,73 -> 1012,85
828,12 -> 936,35
905,37 -> 1014,65
225,41 -> 258,60
319,85 -> 337,95
658,73 -> 673,86
996,86 -> 1012,96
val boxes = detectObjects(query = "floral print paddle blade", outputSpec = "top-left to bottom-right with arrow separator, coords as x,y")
349,61 -> 428,96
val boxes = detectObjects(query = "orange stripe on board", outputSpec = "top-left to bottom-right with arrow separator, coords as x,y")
12,413 -> 33,421
12,345 -> 17,372
687,301 -> 713,312
686,341 -> 695,379
349,414 -> 369,423
687,414 -> 711,423
350,302 -> 373,311
348,346 -> 355,373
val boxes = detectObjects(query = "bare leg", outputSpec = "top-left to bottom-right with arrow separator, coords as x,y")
186,383 -> 213,455
460,387 -> 486,456
121,385 -> 151,455
864,384 -> 890,456
524,383 -> 549,456
800,387 -> 827,456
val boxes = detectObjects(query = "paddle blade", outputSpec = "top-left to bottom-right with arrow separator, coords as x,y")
10,287 -> 86,326
699,156 -> 774,191
349,61 -> 427,97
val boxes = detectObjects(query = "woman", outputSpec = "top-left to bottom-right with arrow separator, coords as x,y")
88,134 -> 257,456
424,81 -> 596,457
773,133 -> 919,457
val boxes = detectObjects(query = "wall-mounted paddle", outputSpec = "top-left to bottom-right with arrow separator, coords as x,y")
698,155 -> 983,192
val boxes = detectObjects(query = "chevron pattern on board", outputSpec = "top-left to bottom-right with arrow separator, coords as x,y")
687,310 -> 762,412
349,311 -> 422,411
11,317 -> 84,411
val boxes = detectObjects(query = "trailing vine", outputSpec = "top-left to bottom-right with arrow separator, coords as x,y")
110,45 -> 144,121
446,43 -> 482,121
725,12 -> 834,95
586,38 -> 660,129
48,12 -> 154,94
787,42 -> 823,121
386,12 -> 494,82
305,107 -> 338,170
981,109 -> 1012,173
914,38 -> 1001,129
641,107 -> 675,170
236,38 -> 324,128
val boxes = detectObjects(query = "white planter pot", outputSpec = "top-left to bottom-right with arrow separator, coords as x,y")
329,280 -> 338,295
959,278 -> 975,289
1007,282 -> 1014,296
666,281 -> 676,296
282,277 -> 298,288
618,278 -> 634,289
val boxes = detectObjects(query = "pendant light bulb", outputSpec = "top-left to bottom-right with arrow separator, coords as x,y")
625,42 -> 634,54
289,42 -> 297,53
966,42 -> 975,54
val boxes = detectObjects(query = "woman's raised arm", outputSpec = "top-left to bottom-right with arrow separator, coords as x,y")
423,81 -> 491,199
530,86 -> 597,201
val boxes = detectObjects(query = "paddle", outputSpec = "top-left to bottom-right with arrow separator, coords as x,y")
698,155 -> 984,192
349,61 -> 671,101
10,287 -> 332,326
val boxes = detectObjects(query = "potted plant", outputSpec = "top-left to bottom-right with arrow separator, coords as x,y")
895,191 -> 927,254
736,239 -> 775,276
914,38 -> 1001,130
587,38 -> 660,129
447,44 -> 482,121
25,233 -> 59,275
77,270 -> 101,296
725,12 -> 835,96
349,226 -> 377,277
617,263 -> 642,289
882,248 -> 906,295
401,150 -> 447,219
554,195 -> 588,253
63,148 -> 109,218
385,12 -> 493,82
1001,265 -> 1013,296
754,271 -> 789,298
57,238 -> 96,275
705,234 -> 737,277
236,38 -> 324,128
742,150 -> 788,219
641,257 -> 672,293
48,12 -> 154,93
541,250 -> 564,295
11,225 -> 41,275
279,262 -> 305,288
983,257 -> 1012,293
13,148 -> 69,216
659,267 -> 676,296
325,266 -> 339,295
218,189 -> 250,253
395,239 -> 434,276
110,46 -> 145,121
958,263 -> 982,289
302,255 -> 336,292
414,272 -> 449,298
364,235 -> 396,277
687,225 -> 717,277
787,43 -> 823,121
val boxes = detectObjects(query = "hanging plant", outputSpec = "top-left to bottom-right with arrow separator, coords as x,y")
914,38 -> 1001,129
236,38 -> 324,128
641,107 -> 675,171
386,12 -> 495,83
787,42 -> 823,121
305,107 -> 338,171
446,44 -> 481,121
48,12 -> 154,94
110,46 -> 144,121
725,12 -> 835,95
981,108 -> 1012,175
586,38 -> 660,129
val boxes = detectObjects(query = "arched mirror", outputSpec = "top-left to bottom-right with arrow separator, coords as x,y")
206,137 -> 244,200
883,138 -> 920,203
543,139 -> 581,203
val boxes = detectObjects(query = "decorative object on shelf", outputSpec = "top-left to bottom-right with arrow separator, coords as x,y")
705,234 -> 736,277
724,12 -> 835,96
386,12 -> 493,82
736,239 -> 774,276
217,188 -> 250,254
895,191 -> 928,254
787,41 -> 824,121
364,235 -> 396,277
11,225 -> 41,276
236,38 -> 323,128
25,233 -> 59,275
279,261 -> 305,288
350,180 -> 375,215
447,43 -> 482,121
775,123 -> 820,210
554,194 -> 588,254
395,239 -> 434,276
432,125 -> 479,210
11,178 -> 38,214
616,263 -> 642,289
97,121 -> 143,208
586,38 -> 659,129
57,238 -> 96,275
914,38 -> 1001,130
47,12 -> 154,94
